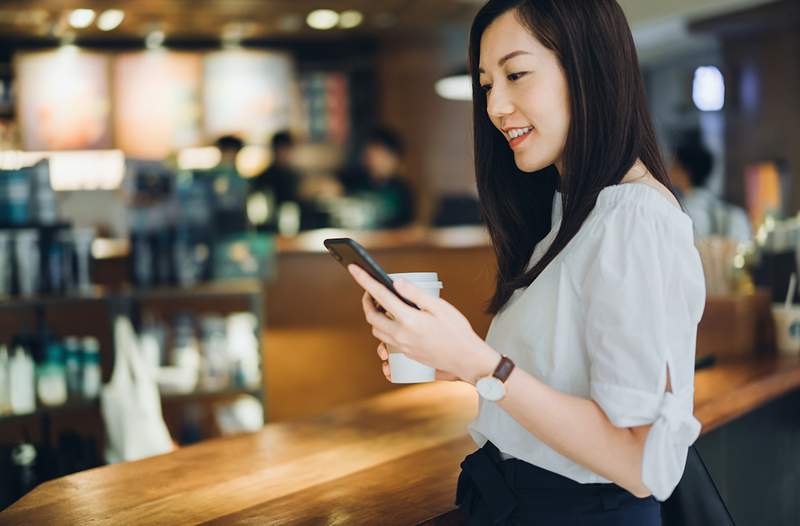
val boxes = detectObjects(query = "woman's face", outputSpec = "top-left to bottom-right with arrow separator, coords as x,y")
479,10 -> 570,173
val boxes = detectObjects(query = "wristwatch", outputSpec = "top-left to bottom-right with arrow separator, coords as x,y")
476,355 -> 515,402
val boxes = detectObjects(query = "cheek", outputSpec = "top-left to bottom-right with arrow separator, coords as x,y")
530,86 -> 569,139
513,95 -> 566,167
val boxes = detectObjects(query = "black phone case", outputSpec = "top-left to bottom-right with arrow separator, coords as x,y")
323,238 -> 419,309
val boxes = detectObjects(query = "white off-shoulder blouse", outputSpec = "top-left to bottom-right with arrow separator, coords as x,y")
468,182 -> 707,501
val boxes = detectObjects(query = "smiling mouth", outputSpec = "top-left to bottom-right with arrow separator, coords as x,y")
504,126 -> 533,141
506,126 -> 533,149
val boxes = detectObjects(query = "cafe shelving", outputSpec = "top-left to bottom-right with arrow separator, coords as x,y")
0,278 -> 267,442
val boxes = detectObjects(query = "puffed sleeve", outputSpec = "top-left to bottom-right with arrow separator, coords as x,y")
577,203 -> 706,501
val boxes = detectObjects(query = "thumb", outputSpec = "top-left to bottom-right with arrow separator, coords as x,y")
394,279 -> 441,313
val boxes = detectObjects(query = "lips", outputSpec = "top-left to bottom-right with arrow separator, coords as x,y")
506,127 -> 533,149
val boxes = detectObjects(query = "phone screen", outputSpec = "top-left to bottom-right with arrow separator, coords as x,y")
323,238 -> 419,310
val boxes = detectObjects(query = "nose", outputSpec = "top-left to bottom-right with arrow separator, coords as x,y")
486,86 -> 514,120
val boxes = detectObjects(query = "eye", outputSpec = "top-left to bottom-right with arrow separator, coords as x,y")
507,71 -> 529,81
480,84 -> 492,93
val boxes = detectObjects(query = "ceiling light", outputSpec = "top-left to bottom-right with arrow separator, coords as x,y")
68,9 -> 95,29
97,9 -> 124,31
339,10 -> 363,29
435,69 -> 472,101
306,9 -> 339,30
692,66 -> 725,112
145,29 -> 166,49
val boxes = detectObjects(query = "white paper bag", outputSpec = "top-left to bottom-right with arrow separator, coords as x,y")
101,317 -> 174,463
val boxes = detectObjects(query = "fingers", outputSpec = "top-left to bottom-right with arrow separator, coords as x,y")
362,292 -> 398,335
378,343 -> 392,382
381,360 -> 392,382
393,278 -> 442,314
377,341 -> 389,361
349,264 -> 412,320
372,326 -> 395,344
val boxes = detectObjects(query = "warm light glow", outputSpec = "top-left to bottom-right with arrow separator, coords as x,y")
435,74 -> 472,101
146,30 -> 166,49
0,150 -> 125,191
236,145 -> 270,178
68,9 -> 95,29
693,66 -> 725,112
177,147 -> 222,170
247,192 -> 271,226
339,10 -> 363,29
97,9 -> 125,31
306,9 -> 339,30
49,150 -> 125,190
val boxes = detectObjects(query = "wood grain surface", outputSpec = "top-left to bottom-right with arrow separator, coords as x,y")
2,354 -> 799,526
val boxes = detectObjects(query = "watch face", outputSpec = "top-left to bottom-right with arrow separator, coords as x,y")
477,377 -> 505,402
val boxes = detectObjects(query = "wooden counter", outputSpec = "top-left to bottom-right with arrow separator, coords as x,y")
3,353 -> 799,526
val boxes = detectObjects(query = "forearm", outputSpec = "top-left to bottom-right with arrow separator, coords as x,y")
463,341 -> 651,498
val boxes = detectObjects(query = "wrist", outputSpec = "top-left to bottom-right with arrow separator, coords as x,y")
463,338 -> 501,386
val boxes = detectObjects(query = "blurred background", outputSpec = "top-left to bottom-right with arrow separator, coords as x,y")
0,0 -> 798,517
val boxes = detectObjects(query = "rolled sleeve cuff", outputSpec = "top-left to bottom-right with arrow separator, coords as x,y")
592,382 -> 701,501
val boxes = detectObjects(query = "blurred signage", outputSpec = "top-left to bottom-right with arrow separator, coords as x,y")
114,50 -> 203,159
16,48 -> 112,150
203,49 -> 296,144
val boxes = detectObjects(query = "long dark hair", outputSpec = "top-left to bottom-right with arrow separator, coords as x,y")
470,0 -> 676,314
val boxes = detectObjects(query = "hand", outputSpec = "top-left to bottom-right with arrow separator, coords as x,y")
376,342 -> 459,383
348,264 -> 497,383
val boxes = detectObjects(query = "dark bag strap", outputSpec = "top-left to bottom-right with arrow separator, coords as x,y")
661,445 -> 737,526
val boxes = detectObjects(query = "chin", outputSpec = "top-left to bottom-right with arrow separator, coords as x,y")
514,155 -> 552,174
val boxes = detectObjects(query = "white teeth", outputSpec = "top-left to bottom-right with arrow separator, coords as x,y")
507,127 -> 531,140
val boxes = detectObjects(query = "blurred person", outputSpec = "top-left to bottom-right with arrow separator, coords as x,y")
670,135 -> 752,242
210,135 -> 248,233
249,131 -> 301,207
345,1 -> 712,524
341,127 -> 415,229
215,135 -> 244,170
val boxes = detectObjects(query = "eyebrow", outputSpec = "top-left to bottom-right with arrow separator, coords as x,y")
478,50 -> 533,74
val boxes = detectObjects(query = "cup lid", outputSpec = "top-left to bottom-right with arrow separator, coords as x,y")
389,272 -> 439,282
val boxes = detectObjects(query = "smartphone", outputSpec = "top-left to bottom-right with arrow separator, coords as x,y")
323,237 -> 419,310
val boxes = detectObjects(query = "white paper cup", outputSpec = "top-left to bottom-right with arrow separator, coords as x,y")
386,272 -> 443,383
772,304 -> 800,357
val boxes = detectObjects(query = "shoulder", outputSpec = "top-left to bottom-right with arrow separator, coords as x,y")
565,183 -> 698,286
586,183 -> 694,245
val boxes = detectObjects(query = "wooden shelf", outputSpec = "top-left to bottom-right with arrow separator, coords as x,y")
0,279 -> 262,310
0,387 -> 262,426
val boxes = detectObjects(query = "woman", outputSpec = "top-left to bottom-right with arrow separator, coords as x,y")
347,0 -> 705,524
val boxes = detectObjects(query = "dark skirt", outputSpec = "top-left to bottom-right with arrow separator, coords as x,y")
455,441 -> 661,526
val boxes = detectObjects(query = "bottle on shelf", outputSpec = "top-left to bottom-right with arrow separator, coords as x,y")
226,313 -> 261,390
199,315 -> 230,392
64,336 -> 83,399
0,344 -> 10,415
37,339 -> 68,407
9,346 -> 36,414
10,442 -> 38,501
81,337 -> 101,400
168,314 -> 200,394
14,229 -> 41,297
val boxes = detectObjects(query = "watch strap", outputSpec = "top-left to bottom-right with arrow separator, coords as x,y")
493,355 -> 515,383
